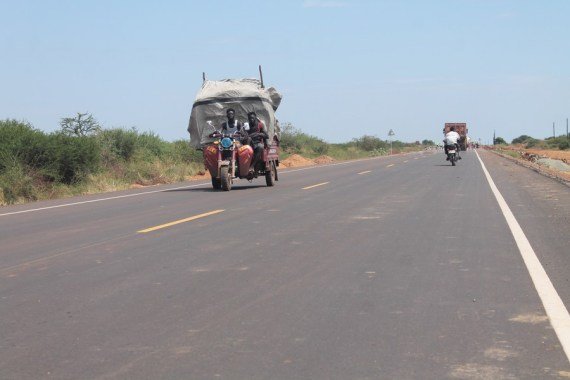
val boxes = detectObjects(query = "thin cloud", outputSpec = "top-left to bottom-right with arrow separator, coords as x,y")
302,1 -> 348,8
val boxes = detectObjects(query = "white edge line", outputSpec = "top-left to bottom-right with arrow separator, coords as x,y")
302,182 -> 330,190
0,183 -> 209,217
476,150 -> 570,362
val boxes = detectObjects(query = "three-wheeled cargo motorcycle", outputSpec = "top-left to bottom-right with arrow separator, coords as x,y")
188,66 -> 282,191
203,127 -> 279,191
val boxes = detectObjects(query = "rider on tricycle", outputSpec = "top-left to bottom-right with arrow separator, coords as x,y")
187,75 -> 282,191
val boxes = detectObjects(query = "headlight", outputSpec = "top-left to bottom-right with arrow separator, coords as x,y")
221,137 -> 233,148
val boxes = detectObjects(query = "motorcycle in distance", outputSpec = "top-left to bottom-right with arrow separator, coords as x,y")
202,124 -> 279,191
446,144 -> 459,166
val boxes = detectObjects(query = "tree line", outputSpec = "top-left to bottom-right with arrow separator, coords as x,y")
494,134 -> 569,150
1,114 -> 429,205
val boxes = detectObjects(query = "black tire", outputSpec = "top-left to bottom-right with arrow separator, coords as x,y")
220,166 -> 231,191
451,155 -> 456,166
211,177 -> 221,190
265,161 -> 275,187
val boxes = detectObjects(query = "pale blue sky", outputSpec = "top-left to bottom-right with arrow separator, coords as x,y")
1,0 -> 569,144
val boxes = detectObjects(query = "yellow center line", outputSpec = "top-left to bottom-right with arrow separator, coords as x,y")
386,164 -> 395,167
358,170 -> 371,175
302,182 -> 330,190
138,209 -> 225,233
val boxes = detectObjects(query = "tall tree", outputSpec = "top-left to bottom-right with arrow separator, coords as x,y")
60,113 -> 101,137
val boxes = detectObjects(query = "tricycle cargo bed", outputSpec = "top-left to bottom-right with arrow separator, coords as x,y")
188,78 -> 282,149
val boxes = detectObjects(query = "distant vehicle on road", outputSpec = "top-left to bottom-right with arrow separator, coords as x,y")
446,144 -> 459,166
444,123 -> 469,151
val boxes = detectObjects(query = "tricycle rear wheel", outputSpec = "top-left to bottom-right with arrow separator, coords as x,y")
221,166 -> 232,191
265,161 -> 275,187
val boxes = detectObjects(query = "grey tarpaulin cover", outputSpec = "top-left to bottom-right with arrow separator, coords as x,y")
187,78 -> 282,148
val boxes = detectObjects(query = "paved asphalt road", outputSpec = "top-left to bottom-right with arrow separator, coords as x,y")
1,149 -> 569,379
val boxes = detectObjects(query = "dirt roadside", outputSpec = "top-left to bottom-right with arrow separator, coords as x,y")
183,154 -> 335,182
489,147 -> 570,185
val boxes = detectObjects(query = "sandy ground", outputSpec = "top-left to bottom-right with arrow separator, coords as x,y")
505,145 -> 570,164
493,147 -> 570,182
524,149 -> 570,164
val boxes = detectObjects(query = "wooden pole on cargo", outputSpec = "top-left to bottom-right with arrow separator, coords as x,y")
202,72 -> 206,83
259,65 -> 264,88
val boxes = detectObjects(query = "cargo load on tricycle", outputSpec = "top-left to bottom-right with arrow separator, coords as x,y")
187,70 -> 282,191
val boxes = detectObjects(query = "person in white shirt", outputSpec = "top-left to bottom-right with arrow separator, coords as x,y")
221,108 -> 243,135
443,126 -> 461,160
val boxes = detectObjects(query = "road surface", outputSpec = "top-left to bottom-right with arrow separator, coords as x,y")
1,149 -> 569,379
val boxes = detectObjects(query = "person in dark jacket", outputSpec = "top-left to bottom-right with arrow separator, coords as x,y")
243,111 -> 268,173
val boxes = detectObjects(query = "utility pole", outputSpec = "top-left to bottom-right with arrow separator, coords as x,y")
493,130 -> 496,145
553,122 -> 556,138
567,118 -> 569,140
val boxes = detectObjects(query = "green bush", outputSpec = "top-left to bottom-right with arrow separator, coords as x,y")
135,131 -> 170,159
494,137 -> 507,145
50,133 -> 101,184
524,138 -> 544,149
279,123 -> 329,157
171,140 -> 203,163
0,120 -> 100,185
0,120 -> 48,173
353,135 -> 388,151
512,135 -> 533,144
0,161 -> 37,204
545,136 -> 570,150
98,128 -> 138,161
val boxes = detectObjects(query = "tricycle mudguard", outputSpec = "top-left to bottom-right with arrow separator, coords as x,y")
237,145 -> 254,176
203,145 -> 219,178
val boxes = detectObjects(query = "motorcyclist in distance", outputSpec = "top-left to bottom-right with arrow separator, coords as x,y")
243,111 -> 268,173
443,126 -> 461,160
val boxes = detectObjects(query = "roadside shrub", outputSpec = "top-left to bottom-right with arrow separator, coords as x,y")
545,136 -> 570,150
494,137 -> 507,145
0,119 -> 48,173
512,135 -> 533,144
353,135 -> 388,151
559,140 -> 570,150
49,133 -> 101,184
525,138 -> 547,149
171,140 -> 202,163
279,123 -> 329,156
0,120 -> 100,184
0,162 -> 37,204
98,128 -> 138,161
135,131 -> 170,159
